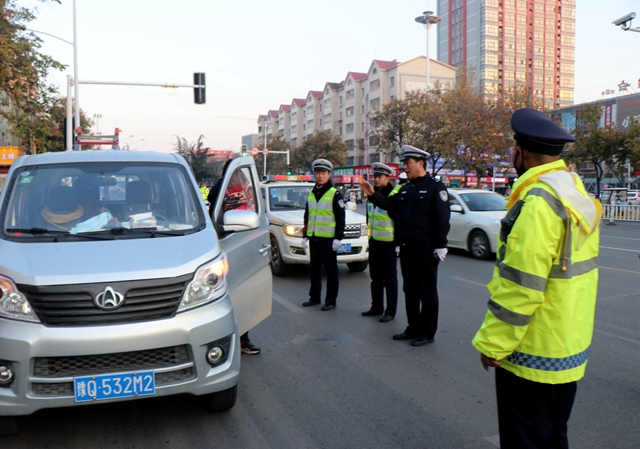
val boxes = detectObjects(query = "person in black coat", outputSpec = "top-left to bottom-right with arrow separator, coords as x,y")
360,146 -> 450,346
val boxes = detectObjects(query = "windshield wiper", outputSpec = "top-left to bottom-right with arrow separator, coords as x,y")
6,227 -> 70,235
107,227 -> 186,237
5,228 -> 114,240
273,204 -> 303,209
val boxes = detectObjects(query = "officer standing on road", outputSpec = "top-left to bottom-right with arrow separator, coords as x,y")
301,159 -> 346,311
362,162 -> 398,323
472,108 -> 601,448
360,146 -> 450,346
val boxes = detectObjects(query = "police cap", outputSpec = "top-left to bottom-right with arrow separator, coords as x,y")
312,158 -> 333,172
400,145 -> 429,161
398,172 -> 407,180
372,162 -> 393,176
511,108 -> 576,156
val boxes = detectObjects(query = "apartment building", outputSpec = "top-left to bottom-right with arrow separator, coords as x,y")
436,0 -> 576,108
289,99 -> 306,147
256,55 -> 456,164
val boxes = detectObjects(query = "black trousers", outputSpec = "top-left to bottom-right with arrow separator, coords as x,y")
399,245 -> 439,339
368,239 -> 398,316
308,238 -> 339,305
496,367 -> 577,449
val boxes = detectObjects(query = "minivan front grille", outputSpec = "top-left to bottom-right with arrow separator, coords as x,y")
18,274 -> 193,326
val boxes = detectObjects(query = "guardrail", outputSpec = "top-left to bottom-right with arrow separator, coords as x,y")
602,204 -> 640,222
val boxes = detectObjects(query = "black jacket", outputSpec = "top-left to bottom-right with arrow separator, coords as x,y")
302,181 -> 346,240
368,174 -> 450,249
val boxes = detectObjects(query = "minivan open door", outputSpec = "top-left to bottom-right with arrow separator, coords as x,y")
211,157 -> 272,336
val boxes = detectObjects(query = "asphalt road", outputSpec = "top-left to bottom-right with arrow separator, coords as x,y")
4,221 -> 640,448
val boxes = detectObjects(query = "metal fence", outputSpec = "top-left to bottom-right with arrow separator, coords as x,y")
601,204 -> 640,222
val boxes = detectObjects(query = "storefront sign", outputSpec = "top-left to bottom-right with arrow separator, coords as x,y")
0,146 -> 24,166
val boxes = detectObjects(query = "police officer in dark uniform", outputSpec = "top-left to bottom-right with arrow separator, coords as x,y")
301,159 -> 346,311
362,162 -> 398,323
360,146 -> 450,346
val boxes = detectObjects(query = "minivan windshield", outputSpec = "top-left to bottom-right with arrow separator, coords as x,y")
1,162 -> 204,240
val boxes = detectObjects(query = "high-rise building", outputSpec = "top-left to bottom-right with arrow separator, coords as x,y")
436,0 -> 576,108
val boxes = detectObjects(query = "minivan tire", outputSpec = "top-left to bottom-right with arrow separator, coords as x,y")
199,384 -> 237,412
0,416 -> 18,437
270,235 -> 290,276
347,260 -> 368,272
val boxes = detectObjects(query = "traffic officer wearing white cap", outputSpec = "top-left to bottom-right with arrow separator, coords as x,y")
362,162 -> 398,323
472,108 -> 601,448
360,146 -> 450,346
301,158 -> 346,311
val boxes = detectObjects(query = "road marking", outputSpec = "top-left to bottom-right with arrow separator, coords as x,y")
273,292 -> 304,313
599,246 -> 640,252
449,276 -> 487,288
601,235 -> 640,242
599,265 -> 640,275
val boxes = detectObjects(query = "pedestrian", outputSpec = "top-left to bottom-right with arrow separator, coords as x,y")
301,158 -> 346,311
362,162 -> 398,323
472,108 -> 602,448
199,182 -> 209,201
360,146 -> 450,346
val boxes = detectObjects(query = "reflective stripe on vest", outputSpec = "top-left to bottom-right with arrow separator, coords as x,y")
367,186 -> 398,241
307,188 -> 337,237
506,348 -> 590,372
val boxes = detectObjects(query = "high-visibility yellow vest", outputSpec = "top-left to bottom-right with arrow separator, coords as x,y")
307,188 -> 337,238
200,186 -> 209,200
367,186 -> 398,242
472,160 -> 602,384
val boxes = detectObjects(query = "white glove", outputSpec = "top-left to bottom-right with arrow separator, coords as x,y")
300,238 -> 308,250
332,239 -> 342,252
434,248 -> 448,261
395,246 -> 400,256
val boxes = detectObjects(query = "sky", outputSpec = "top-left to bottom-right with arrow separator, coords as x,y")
19,0 -> 640,153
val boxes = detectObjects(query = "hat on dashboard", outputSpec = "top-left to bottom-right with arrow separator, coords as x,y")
312,159 -> 333,172
372,162 -> 393,176
511,108 -> 576,156
400,145 -> 429,161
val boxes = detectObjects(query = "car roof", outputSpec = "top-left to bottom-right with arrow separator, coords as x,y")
261,182 -> 315,187
11,150 -> 184,168
448,188 -> 502,194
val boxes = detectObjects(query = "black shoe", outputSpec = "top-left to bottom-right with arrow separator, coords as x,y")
303,300 -> 321,307
240,341 -> 261,355
321,304 -> 336,311
379,314 -> 394,323
362,309 -> 383,317
392,332 -> 413,341
411,337 -> 435,347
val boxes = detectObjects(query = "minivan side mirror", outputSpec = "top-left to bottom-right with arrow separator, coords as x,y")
450,204 -> 464,213
223,210 -> 261,232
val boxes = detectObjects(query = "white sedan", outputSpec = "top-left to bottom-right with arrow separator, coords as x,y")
447,189 -> 507,260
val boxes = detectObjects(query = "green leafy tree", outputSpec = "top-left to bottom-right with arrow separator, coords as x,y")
1,0 -> 66,153
46,97 -> 92,151
565,104 -> 640,198
292,132 -> 347,174
173,134 -> 214,182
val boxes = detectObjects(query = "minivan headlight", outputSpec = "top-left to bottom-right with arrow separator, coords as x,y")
0,276 -> 40,323
360,223 -> 368,236
283,223 -> 304,237
178,253 -> 229,312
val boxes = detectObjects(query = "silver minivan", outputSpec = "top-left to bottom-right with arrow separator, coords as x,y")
0,151 -> 272,436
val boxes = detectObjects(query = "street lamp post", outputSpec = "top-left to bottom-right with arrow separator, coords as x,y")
415,11 -> 442,92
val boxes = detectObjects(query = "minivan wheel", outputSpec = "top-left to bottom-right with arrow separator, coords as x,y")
270,235 -> 290,276
199,384 -> 238,412
469,230 -> 491,260
0,416 -> 18,437
347,260 -> 368,272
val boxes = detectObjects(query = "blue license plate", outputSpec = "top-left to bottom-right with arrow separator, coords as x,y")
337,243 -> 351,254
74,371 -> 155,402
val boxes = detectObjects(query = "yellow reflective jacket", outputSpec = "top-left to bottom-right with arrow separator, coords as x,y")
472,160 -> 602,384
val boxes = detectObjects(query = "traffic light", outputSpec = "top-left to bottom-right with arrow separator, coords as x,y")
287,165 -> 292,175
194,72 -> 206,104
241,144 -> 247,156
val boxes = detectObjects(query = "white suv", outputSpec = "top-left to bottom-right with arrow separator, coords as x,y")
260,182 -> 369,276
